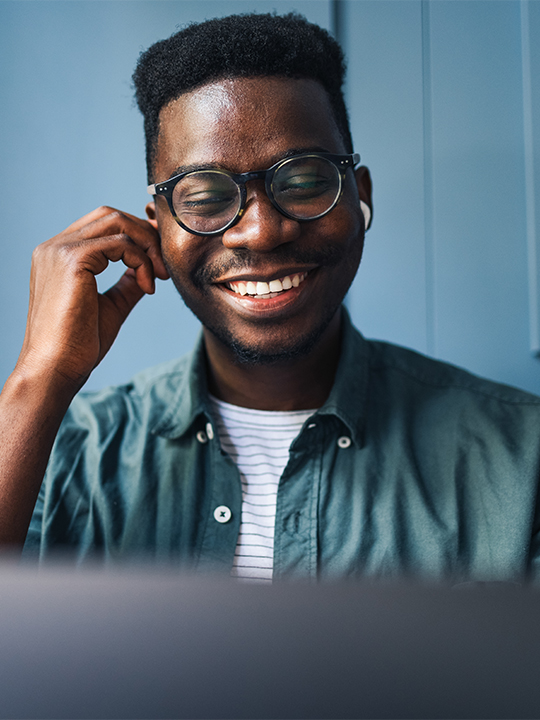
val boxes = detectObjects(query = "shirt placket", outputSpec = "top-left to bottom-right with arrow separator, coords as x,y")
272,422 -> 324,581
196,417 -> 243,574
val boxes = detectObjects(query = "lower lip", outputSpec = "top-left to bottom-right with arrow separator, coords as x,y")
217,274 -> 314,318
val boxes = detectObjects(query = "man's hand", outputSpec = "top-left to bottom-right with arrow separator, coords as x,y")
0,206 -> 169,547
16,205 -> 169,391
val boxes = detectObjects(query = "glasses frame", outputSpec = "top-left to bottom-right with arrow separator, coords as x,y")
147,152 -> 360,236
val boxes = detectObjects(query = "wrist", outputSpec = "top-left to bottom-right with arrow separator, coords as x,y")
2,362 -> 83,411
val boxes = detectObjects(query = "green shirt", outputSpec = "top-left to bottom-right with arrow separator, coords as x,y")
24,311 -> 540,582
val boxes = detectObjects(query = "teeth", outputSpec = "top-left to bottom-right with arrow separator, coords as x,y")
227,272 -> 307,297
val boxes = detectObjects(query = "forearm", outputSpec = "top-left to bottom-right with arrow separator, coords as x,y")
0,206 -> 165,549
0,368 -> 77,546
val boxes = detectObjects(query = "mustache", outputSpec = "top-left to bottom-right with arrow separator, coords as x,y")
193,245 -> 344,286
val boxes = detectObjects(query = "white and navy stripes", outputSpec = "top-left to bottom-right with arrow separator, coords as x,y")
210,397 -> 315,583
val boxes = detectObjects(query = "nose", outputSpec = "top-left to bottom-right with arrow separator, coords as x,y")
221,185 -> 301,252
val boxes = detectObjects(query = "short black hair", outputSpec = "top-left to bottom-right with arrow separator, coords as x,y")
132,12 -> 353,182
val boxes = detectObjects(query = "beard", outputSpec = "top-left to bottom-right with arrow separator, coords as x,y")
200,301 -> 340,366
167,243 -> 355,366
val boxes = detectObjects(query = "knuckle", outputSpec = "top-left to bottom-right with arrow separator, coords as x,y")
108,210 -> 124,222
32,238 -> 80,272
96,206 -> 125,226
31,242 -> 46,261
56,242 -> 81,268
112,232 -> 131,246
97,205 -> 116,215
32,237 -> 63,261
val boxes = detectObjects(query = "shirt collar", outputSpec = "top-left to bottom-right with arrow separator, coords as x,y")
150,334 -> 212,439
314,307 -> 369,447
151,307 -> 370,446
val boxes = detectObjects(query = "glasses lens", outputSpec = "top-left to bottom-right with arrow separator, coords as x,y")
272,156 -> 341,220
172,171 -> 241,234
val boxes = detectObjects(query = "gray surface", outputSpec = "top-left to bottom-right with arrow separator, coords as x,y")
0,566 -> 539,718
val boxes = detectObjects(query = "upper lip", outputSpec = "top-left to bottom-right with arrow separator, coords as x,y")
214,265 -> 318,284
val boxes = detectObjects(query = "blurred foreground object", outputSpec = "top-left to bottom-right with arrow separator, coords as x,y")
0,566 -> 539,718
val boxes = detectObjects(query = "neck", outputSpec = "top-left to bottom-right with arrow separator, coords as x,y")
204,311 -> 342,411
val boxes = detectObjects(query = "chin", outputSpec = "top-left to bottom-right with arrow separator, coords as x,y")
170,268 -> 346,366
204,308 -> 341,366
210,330 -> 322,366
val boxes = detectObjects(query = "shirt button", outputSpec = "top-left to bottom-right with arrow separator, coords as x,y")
196,430 -> 208,444
337,436 -> 352,449
214,505 -> 232,523
206,422 -> 214,440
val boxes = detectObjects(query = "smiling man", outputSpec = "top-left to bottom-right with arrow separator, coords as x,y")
149,74 -> 367,408
1,13 -> 540,583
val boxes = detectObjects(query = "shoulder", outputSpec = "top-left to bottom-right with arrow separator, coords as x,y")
346,335 -> 540,469
365,337 -> 540,408
349,333 -> 540,446
60,354 -> 192,438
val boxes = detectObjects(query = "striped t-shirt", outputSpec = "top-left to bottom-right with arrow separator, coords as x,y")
210,397 -> 316,583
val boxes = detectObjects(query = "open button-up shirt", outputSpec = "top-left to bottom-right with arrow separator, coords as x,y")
24,311 -> 540,583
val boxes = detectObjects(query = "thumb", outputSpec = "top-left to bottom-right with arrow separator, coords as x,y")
96,269 -> 146,365
104,268 -> 146,323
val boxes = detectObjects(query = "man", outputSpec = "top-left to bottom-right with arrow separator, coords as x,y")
1,13 -> 540,583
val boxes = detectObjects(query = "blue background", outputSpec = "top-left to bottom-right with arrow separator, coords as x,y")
1,0 -> 539,394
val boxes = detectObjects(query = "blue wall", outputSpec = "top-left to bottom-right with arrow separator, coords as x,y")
0,0 -> 332,391
1,0 -> 539,395
345,0 -> 540,394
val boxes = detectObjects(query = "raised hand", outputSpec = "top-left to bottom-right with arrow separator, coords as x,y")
17,205 -> 169,391
0,206 -> 169,546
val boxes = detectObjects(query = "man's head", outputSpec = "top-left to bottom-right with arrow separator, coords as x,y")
133,12 -> 353,184
133,14 -> 372,367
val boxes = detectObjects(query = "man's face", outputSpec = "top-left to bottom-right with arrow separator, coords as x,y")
150,77 -> 369,364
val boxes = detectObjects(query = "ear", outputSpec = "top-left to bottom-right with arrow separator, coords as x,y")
145,201 -> 159,231
354,165 -> 373,231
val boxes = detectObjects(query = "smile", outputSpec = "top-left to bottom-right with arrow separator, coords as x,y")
225,272 -> 308,299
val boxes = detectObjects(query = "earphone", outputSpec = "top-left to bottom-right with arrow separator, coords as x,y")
360,200 -> 372,231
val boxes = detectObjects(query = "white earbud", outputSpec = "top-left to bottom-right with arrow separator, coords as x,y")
360,200 -> 371,231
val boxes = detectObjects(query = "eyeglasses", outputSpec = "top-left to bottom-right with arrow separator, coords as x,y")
147,152 -> 360,236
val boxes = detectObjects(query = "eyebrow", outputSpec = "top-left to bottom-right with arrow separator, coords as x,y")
165,146 -> 330,180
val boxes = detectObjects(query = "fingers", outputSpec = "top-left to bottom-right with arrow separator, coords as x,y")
18,206 -> 174,387
64,206 -> 170,282
65,206 -> 153,233
78,235 -> 156,295
64,206 -> 119,233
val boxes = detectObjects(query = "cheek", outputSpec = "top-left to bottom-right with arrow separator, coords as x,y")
323,200 -> 365,281
160,223 -> 222,298
340,178 -> 364,228
323,193 -> 364,256
160,226 -> 198,283
157,207 -> 196,270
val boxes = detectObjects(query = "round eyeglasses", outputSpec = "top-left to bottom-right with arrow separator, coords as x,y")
147,152 -> 360,236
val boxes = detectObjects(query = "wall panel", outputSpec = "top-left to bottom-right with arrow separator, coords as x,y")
428,1 -> 539,392
343,1 -> 428,355
524,0 -> 540,355
342,0 -> 540,395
